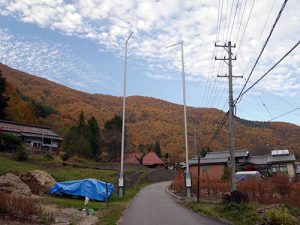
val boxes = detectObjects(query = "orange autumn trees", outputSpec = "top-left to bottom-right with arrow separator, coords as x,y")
1,63 -> 300,160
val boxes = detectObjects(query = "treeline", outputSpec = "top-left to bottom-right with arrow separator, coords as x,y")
16,90 -> 59,118
62,111 -> 122,161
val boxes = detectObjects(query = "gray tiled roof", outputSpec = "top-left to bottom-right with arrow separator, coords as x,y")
247,155 -> 269,165
189,157 -> 228,166
205,149 -> 249,159
243,154 -> 295,165
0,120 -> 59,137
268,154 -> 296,163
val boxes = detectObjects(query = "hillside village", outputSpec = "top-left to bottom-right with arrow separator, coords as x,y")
1,1 -> 300,225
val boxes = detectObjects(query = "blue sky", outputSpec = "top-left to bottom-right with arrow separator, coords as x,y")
0,0 -> 299,125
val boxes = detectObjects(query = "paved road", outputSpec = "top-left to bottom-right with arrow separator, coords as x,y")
118,182 -> 226,225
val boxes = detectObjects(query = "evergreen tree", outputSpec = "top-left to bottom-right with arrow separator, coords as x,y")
154,139 -> 162,158
103,115 -> 122,161
0,71 -> 10,119
77,111 -> 86,135
87,116 -> 100,157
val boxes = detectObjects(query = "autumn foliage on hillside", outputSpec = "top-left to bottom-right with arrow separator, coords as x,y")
1,63 -> 300,159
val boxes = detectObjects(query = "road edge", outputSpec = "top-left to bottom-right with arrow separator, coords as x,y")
165,187 -> 183,200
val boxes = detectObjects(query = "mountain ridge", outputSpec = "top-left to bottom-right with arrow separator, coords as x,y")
1,63 -> 299,159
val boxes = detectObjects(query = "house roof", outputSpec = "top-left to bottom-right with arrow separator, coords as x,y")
143,152 -> 165,165
205,149 -> 249,159
247,155 -> 269,165
124,152 -> 143,164
244,154 -> 296,165
0,120 -> 60,138
189,157 -> 228,166
124,152 -> 164,165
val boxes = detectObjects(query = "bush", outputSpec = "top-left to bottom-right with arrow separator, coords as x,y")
266,208 -> 297,225
60,152 -> 70,161
43,153 -> 54,161
0,133 -> 21,151
15,145 -> 28,161
0,192 -> 42,221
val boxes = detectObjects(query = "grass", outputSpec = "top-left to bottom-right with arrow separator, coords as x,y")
0,153 -> 118,183
187,202 -> 263,225
41,196 -> 106,211
187,201 -> 300,225
0,153 -> 146,225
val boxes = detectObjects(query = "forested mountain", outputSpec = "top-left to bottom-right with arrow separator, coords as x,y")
1,63 -> 299,159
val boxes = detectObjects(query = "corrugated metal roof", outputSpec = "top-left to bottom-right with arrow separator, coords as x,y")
205,149 -> 249,159
0,120 -> 58,137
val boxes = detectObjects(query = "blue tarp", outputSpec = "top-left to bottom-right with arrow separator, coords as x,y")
50,179 -> 114,201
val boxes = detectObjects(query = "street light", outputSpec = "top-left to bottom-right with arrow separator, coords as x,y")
118,32 -> 133,198
166,41 -> 192,198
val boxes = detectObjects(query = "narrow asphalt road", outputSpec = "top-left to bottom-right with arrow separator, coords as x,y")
118,182 -> 226,225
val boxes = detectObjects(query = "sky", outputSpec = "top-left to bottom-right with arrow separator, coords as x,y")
0,0 -> 299,125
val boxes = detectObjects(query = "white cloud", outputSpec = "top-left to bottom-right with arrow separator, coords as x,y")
0,28 -> 112,93
0,0 -> 299,98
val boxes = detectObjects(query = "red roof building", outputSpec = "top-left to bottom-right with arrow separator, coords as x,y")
124,151 -> 165,167
124,152 -> 143,164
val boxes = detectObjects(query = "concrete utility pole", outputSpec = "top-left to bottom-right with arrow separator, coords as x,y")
215,41 -> 242,192
166,41 -> 191,198
118,32 -> 133,198
194,126 -> 200,203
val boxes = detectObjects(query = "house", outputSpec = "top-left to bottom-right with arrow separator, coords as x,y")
188,149 -> 296,180
0,120 -> 62,152
124,151 -> 165,168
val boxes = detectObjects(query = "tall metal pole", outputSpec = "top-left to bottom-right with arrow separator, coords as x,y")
118,32 -> 133,197
181,42 -> 191,198
166,41 -> 191,197
228,41 -> 237,191
215,41 -> 242,192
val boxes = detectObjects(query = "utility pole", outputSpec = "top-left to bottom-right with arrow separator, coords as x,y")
194,126 -> 200,203
118,32 -> 133,198
215,41 -> 242,192
166,41 -> 191,198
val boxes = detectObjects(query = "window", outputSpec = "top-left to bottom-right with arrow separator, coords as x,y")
43,138 -> 52,145
272,164 -> 288,173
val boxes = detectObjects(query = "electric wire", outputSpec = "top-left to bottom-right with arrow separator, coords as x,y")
236,40 -> 300,102
236,0 -> 289,102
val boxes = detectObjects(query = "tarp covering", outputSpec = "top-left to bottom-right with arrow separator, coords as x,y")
50,179 -> 114,201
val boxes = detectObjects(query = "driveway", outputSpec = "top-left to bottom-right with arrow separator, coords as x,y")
118,182 -> 226,225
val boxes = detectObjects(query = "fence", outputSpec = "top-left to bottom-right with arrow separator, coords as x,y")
173,172 -> 300,207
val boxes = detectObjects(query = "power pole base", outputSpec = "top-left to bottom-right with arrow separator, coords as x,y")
118,174 -> 125,198
185,172 -> 192,198
186,187 -> 192,198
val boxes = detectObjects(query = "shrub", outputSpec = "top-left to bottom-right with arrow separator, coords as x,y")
266,208 -> 297,225
15,145 -> 28,161
43,153 -> 54,161
0,192 -> 42,221
0,133 -> 21,151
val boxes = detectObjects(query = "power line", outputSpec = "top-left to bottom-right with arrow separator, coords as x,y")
268,108 -> 300,122
235,0 -> 256,55
228,0 -> 240,40
236,0 -> 289,102
205,111 -> 229,147
236,40 -> 300,102
235,0 -> 277,76
201,0 -> 223,106
234,0 -> 248,44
